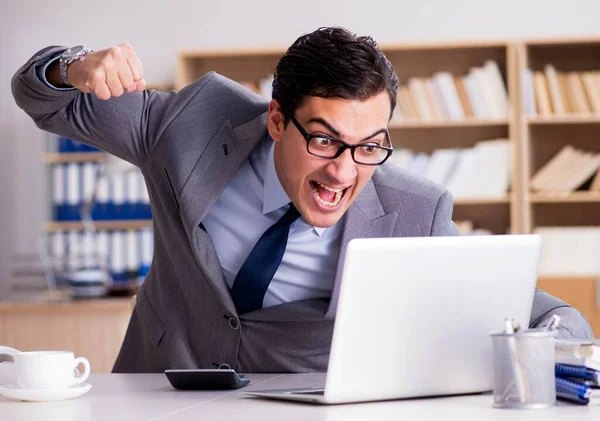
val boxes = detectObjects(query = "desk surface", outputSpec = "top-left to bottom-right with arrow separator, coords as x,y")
1,373 -> 598,421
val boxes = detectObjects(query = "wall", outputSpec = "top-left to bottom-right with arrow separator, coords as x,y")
1,0 -> 599,296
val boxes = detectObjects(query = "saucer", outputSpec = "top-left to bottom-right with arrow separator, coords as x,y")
0,383 -> 92,402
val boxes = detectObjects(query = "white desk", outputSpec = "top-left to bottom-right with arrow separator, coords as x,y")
1,373 -> 598,421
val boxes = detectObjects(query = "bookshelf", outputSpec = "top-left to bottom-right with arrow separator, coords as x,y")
177,41 -> 519,235
518,37 -> 600,335
43,133 -> 155,295
45,220 -> 153,232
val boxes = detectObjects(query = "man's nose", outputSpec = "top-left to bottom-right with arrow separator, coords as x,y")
325,148 -> 357,183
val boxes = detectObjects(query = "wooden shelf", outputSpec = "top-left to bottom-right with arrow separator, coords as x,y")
44,152 -> 105,164
389,119 -> 508,129
45,220 -> 153,231
530,191 -> 600,203
527,115 -> 600,125
0,297 -> 132,313
454,197 -> 510,205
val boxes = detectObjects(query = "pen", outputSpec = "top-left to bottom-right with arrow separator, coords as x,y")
504,318 -> 528,403
544,314 -> 561,332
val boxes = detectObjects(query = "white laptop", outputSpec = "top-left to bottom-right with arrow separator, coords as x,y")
245,234 -> 541,404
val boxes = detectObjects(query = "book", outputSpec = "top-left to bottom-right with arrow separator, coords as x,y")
556,364 -> 600,384
556,339 -> 600,360
533,71 -> 552,117
556,376 -> 600,405
545,64 -> 565,115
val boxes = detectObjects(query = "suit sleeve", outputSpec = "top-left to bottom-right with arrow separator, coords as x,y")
11,46 -> 176,167
429,189 -> 593,339
530,289 -> 593,339
430,190 -> 459,236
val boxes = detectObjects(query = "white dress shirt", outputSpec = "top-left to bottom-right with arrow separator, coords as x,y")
202,134 -> 344,309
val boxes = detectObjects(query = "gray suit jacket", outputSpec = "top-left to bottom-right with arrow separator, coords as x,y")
12,46 -> 593,373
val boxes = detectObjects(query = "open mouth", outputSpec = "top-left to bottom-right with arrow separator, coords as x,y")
309,181 -> 350,208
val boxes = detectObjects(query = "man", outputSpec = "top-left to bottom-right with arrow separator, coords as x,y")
12,27 -> 592,373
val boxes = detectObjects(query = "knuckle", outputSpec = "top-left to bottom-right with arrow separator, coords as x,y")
118,42 -> 133,52
90,68 -> 105,82
107,46 -> 121,59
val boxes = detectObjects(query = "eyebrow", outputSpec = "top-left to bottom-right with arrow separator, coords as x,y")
307,117 -> 388,141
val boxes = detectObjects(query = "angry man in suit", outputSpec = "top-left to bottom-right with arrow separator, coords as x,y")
12,27 -> 593,373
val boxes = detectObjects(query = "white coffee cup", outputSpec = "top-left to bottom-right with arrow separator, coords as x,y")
14,351 -> 90,389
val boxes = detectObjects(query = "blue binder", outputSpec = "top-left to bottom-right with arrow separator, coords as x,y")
556,376 -> 600,405
556,364 -> 600,384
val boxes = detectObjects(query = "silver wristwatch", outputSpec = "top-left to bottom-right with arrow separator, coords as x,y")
59,46 -> 93,86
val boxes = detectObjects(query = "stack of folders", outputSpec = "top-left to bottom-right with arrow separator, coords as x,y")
58,136 -> 101,153
555,340 -> 600,405
49,229 -> 154,286
52,163 -> 152,221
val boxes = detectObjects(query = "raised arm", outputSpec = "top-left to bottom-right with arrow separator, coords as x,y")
11,44 -> 175,167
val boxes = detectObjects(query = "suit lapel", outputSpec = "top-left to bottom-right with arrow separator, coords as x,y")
179,113 -> 268,315
325,181 -> 398,318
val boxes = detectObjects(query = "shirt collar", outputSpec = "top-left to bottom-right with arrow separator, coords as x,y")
263,137 -> 327,236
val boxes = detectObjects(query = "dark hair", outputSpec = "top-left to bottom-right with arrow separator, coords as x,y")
272,27 -> 398,123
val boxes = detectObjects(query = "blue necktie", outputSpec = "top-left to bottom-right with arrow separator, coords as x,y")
231,203 -> 301,314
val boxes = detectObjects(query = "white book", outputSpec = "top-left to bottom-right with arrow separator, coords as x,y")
81,163 -> 97,204
470,139 -> 510,197
422,149 -> 460,186
432,72 -> 465,120
96,231 -> 110,262
389,149 -> 414,170
52,164 -> 65,212
473,67 -> 502,119
139,172 -> 150,206
67,230 -> 81,271
407,153 -> 430,176
81,231 -> 96,269
408,78 -> 433,121
484,60 -> 509,119
556,355 -> 600,372
111,173 -> 126,207
391,104 -> 403,122
51,231 -> 66,271
66,163 -> 81,209
110,231 -> 126,276
126,230 -> 139,274
259,74 -> 274,99
140,229 -> 154,268
444,149 -> 477,198
463,71 -> 488,118
96,176 -> 110,205
126,171 -> 141,206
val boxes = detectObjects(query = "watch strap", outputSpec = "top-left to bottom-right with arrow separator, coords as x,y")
60,48 -> 93,86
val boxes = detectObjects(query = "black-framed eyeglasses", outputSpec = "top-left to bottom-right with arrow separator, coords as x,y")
290,116 -> 393,166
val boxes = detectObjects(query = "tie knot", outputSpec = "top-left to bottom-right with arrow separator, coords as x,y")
279,203 -> 300,226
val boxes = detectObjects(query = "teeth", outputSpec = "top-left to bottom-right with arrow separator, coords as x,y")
316,181 -> 344,193
311,182 -> 345,208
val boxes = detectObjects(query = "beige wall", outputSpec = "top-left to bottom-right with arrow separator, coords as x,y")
1,0 -> 600,297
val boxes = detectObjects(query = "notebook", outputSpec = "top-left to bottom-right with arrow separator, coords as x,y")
244,235 -> 541,404
556,340 -> 600,371
556,364 -> 600,385
556,377 -> 600,405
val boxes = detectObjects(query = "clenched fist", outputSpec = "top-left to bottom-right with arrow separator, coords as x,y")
53,43 -> 146,100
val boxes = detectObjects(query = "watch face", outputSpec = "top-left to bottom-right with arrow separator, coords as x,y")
65,45 -> 85,58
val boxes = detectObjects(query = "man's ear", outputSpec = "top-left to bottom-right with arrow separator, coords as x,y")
267,99 -> 285,142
